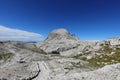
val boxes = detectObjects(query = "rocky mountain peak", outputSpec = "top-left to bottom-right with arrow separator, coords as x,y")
46,28 -> 78,41
51,28 -> 69,35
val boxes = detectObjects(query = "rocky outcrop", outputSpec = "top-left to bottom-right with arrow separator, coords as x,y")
36,28 -> 80,56
106,37 -> 120,45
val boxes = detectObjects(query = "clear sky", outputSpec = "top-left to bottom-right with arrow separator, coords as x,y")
0,0 -> 120,41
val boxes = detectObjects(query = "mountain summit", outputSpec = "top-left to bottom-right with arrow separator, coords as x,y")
46,28 -> 78,41
36,28 -> 79,55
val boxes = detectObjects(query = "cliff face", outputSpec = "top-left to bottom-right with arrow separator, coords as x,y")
1,29 -> 120,80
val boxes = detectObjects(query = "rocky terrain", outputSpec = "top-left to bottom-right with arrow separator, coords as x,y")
0,28 -> 120,80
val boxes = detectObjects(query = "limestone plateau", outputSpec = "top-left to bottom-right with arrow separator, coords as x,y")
1,28 -> 120,80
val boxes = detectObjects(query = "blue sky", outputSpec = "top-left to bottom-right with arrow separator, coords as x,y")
0,0 -> 120,41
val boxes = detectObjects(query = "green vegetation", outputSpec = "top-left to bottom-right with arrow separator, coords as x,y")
73,42 -> 120,68
0,53 -> 13,61
87,44 -> 120,67
73,50 -> 92,62
82,50 -> 92,55
73,54 -> 82,59
98,42 -> 112,53
87,52 -> 120,67
73,55 -> 87,61
73,50 -> 91,60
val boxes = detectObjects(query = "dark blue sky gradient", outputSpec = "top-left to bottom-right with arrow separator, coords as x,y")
0,0 -> 120,40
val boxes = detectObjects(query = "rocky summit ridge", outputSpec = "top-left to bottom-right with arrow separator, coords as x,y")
0,28 -> 120,80
46,28 -> 78,41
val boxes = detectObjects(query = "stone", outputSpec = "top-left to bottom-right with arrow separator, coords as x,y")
0,29 -> 120,80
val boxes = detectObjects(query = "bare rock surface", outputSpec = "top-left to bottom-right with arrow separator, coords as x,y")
107,37 -> 120,45
1,29 -> 120,80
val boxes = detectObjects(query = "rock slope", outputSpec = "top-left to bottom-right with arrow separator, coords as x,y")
0,29 -> 120,80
